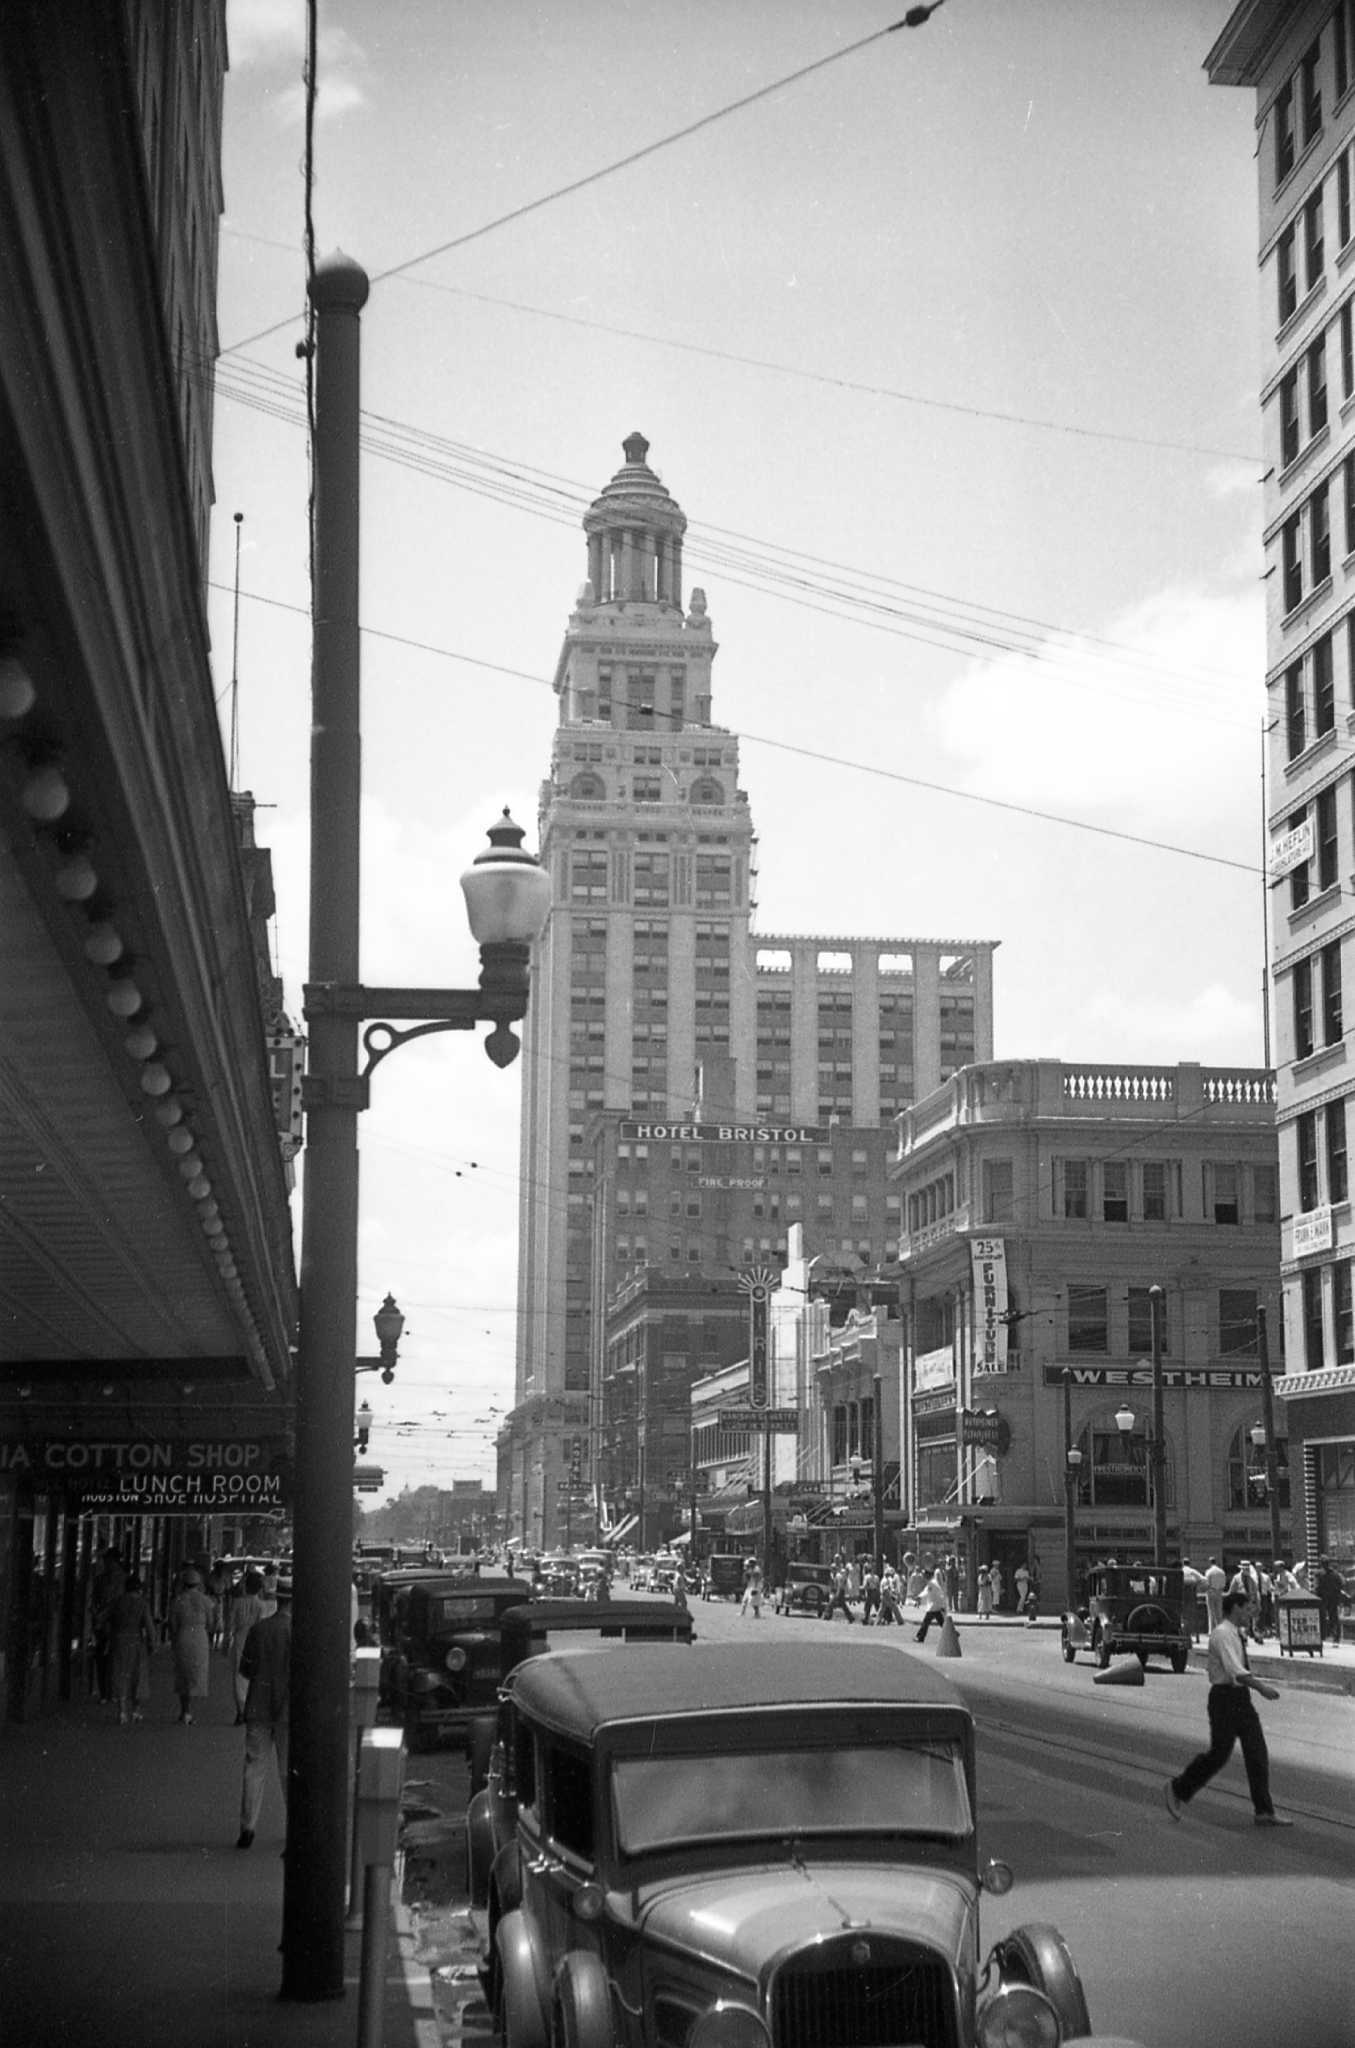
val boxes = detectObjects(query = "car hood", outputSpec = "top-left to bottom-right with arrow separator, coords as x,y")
632,1859 -> 976,1976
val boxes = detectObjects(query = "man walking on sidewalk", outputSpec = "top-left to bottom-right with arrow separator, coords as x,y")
236,1577 -> 292,1849
1164,1589 -> 1291,1829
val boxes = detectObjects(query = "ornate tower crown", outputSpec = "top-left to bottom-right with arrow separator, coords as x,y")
582,432 -> 687,610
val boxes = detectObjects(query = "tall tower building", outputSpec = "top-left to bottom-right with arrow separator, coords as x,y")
506,436 -> 996,1549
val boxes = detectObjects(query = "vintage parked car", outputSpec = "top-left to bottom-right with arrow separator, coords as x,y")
377,1571 -> 530,1750
536,1554 -> 580,1599
464,1598 -> 696,1816
775,1558 -> 834,1616
474,1641 -> 1136,2048
701,1551 -> 749,1600
1062,1563 -> 1191,1673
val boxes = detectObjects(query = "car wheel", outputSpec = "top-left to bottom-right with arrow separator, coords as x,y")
497,1910 -> 548,2048
1095,1630 -> 1112,1670
996,1922 -> 1093,2040
551,1952 -> 611,2048
1060,1629 -> 1076,1664
1171,1645 -> 1189,1674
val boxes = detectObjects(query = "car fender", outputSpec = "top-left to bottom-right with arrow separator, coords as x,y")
990,1921 -> 1092,2040
466,1789 -> 495,1910
497,1908 -> 549,2048
551,1950 -> 612,2048
490,1837 -> 523,1917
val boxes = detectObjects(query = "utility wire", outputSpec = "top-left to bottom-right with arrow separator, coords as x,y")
207,362 -> 1260,723
206,574 -> 1261,876
217,233 -> 1260,467
220,12 -> 933,357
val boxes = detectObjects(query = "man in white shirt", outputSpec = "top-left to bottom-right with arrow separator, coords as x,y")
1202,1557 -> 1226,1631
1164,1590 -> 1291,1828
914,1570 -> 949,1642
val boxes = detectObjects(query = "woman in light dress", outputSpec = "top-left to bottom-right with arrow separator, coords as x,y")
167,1565 -> 214,1725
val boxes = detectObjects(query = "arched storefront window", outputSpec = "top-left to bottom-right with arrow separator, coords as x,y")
1074,1418 -> 1175,1511
1225,1423 -> 1290,1512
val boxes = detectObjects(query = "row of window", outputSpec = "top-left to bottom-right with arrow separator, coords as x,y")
1065,1284 -> 1261,1357
1049,1158 -> 1275,1227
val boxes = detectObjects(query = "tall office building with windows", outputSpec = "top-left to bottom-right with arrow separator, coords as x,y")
505,435 -> 996,1548
1208,4 -> 1355,1566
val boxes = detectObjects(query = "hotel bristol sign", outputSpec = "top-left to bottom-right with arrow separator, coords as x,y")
622,1122 -> 825,1144
0,1438 -> 290,1512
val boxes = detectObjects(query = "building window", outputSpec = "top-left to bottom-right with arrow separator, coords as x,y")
1343,156 -> 1355,254
1299,1109 -> 1320,1211
1067,1284 -> 1108,1354
1315,635 -> 1336,739
1061,1159 -> 1089,1220
1305,187 -> 1325,290
1278,224 -> 1298,323
1255,1162 -> 1278,1223
1313,479 -> 1332,585
1285,660 -> 1305,759
1102,1161 -> 1128,1223
1294,955 -> 1315,1059
1316,784 -> 1337,896
1211,1163 -> 1240,1225
982,1159 -> 1014,1224
1327,1100 -> 1348,1204
1323,938 -> 1344,1044
1309,333 -> 1329,437
1280,366 -> 1300,465
1338,1262 -> 1355,1363
1283,512 -> 1302,612
1219,1289 -> 1259,1357
1303,1264 -> 1325,1370
1276,75 -> 1296,183
1301,40 -> 1322,146
1141,1161 -> 1171,1221
1339,8 -> 1352,102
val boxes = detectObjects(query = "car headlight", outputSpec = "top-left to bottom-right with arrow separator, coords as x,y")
688,2002 -> 771,2048
444,1645 -> 468,1673
975,1983 -> 1061,2048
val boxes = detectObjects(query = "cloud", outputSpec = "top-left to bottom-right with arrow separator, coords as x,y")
228,4 -> 369,125
926,582 -> 1265,847
227,0 -> 305,69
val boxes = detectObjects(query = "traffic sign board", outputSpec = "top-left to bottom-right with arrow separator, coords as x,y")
721,1407 -> 798,1431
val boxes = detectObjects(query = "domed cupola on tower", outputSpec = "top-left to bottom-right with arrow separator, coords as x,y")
583,431 -> 687,612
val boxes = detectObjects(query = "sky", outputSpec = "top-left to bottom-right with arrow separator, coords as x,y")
206,0 -> 1265,1500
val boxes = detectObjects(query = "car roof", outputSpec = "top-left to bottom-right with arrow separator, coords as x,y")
511,1641 -> 962,1736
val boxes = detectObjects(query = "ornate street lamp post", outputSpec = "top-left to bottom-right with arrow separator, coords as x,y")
282,256 -> 551,2004
1062,1366 -> 1083,1610
1114,1278 -> 1168,1569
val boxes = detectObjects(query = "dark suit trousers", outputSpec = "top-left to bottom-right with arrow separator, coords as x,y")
1173,1684 -> 1273,1816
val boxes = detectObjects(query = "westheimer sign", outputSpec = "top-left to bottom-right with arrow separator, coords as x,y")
0,1438 -> 291,1512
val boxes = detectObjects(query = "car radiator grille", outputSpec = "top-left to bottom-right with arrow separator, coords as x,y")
771,1946 -> 959,2048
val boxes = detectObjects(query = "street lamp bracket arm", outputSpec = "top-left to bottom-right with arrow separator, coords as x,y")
303,975 -> 530,1083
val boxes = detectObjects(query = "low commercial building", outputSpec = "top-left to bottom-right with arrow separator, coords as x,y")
891,1060 -> 1284,1610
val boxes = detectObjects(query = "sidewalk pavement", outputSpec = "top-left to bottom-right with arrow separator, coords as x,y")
0,1646 -> 440,2048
